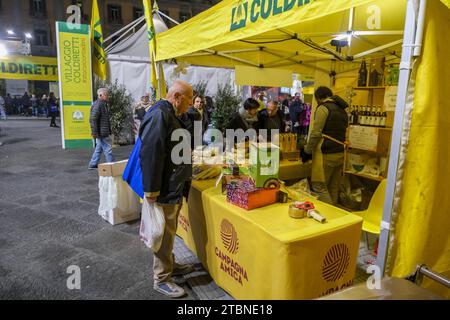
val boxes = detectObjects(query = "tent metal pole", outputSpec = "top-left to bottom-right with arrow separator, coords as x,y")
220,48 -> 261,54
201,49 -> 259,67
376,0 -> 422,276
215,52 -> 260,67
156,10 -> 180,25
413,0 -> 427,56
353,30 -> 404,36
264,48 -> 332,60
104,16 -> 145,43
182,52 -> 214,57
353,35 -> 402,58
105,31 -> 137,53
352,39 -> 403,59
264,53 -> 300,67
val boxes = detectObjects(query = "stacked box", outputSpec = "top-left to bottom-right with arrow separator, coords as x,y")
225,177 -> 278,210
249,142 -> 279,188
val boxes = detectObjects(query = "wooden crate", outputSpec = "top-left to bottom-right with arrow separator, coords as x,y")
281,151 -> 300,161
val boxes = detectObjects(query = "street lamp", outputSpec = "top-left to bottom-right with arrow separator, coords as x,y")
25,32 -> 32,39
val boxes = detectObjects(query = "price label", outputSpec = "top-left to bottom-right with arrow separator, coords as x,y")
348,125 -> 378,152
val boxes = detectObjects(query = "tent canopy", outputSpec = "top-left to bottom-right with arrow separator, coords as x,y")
105,13 -> 236,100
156,0 -> 406,74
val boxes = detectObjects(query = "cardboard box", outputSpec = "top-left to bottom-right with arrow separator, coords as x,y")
99,208 -> 140,225
98,160 -> 128,177
98,176 -> 141,225
281,151 -> 300,161
225,176 -> 279,210
249,142 -> 280,188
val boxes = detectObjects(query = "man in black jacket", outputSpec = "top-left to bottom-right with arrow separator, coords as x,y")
256,100 -> 286,141
88,88 -> 115,169
302,86 -> 348,205
139,80 -> 194,298
289,92 -> 304,133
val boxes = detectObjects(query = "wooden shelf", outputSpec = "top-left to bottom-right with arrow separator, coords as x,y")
344,171 -> 385,181
347,147 -> 387,155
349,125 -> 392,131
353,86 -> 386,90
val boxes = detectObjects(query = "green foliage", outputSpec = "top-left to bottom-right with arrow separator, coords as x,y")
95,78 -> 134,144
212,83 -> 240,132
193,81 -> 208,97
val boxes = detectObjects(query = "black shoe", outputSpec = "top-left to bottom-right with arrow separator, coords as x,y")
88,165 -> 98,170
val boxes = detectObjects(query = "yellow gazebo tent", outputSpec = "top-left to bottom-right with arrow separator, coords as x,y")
156,0 -> 450,297
157,0 -> 406,83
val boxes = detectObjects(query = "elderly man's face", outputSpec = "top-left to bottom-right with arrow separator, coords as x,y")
267,102 -> 278,117
178,89 -> 193,114
100,92 -> 109,101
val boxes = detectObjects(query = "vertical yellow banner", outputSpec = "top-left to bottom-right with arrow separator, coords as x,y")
56,22 -> 93,149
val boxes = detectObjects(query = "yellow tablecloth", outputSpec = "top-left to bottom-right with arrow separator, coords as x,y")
177,179 -> 362,300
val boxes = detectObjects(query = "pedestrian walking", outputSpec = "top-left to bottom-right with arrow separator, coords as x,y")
88,88 -> 115,169
31,94 -> 39,117
0,95 -> 6,120
48,92 -> 59,127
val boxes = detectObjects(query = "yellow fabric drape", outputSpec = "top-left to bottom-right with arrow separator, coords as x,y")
90,0 -> 107,80
388,0 -> 450,298
143,0 -> 165,99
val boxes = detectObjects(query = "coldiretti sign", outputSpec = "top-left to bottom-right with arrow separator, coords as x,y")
230,0 -> 312,31
56,21 -> 93,149
0,55 -> 58,81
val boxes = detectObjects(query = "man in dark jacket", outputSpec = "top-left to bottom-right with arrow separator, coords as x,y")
289,92 -> 304,134
139,80 -> 194,298
302,86 -> 349,205
88,88 -> 115,169
256,100 -> 286,141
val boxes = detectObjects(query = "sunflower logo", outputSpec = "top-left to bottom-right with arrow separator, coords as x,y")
220,219 -> 239,254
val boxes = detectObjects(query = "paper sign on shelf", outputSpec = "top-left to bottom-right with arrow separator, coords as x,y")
348,126 -> 378,152
384,86 -> 398,111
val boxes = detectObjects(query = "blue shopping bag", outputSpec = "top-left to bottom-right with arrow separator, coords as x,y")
122,137 -> 144,199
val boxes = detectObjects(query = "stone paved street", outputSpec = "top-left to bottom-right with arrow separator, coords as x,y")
0,118 -> 198,300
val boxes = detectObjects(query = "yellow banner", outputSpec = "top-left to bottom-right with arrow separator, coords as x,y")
56,22 -> 93,149
0,55 -> 58,81
143,0 -> 158,94
62,105 -> 92,140
91,0 -> 107,80
143,0 -> 165,99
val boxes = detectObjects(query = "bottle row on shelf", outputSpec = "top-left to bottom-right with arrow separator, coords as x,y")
347,105 -> 387,127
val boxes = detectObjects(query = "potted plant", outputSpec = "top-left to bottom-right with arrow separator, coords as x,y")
212,83 -> 241,133
94,78 -> 134,145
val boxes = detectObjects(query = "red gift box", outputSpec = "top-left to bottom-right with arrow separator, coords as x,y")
226,177 -> 279,210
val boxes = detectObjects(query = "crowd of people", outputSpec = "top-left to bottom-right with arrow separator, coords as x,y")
227,91 -> 312,142
0,92 -> 60,123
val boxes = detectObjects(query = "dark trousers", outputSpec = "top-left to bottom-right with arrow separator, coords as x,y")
50,112 -> 57,127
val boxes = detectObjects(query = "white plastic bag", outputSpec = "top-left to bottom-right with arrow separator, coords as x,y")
140,198 -> 165,252
98,176 -> 141,224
